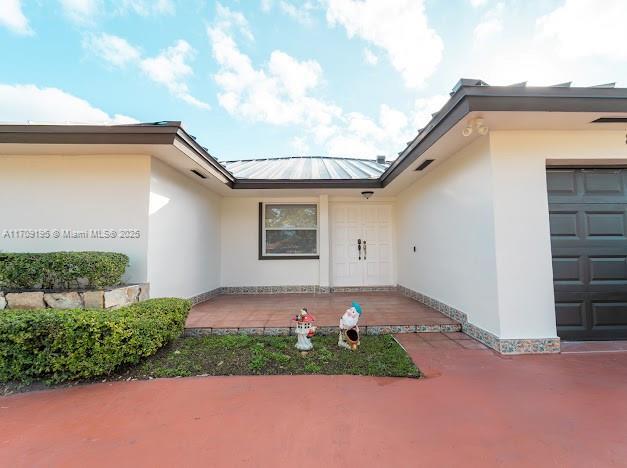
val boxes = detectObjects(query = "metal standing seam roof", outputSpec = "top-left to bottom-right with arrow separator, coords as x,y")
221,156 -> 390,180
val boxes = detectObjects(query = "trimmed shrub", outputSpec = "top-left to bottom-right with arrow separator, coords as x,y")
0,298 -> 191,383
0,252 -> 129,290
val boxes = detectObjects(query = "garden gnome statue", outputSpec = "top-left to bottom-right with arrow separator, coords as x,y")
293,308 -> 316,351
338,301 -> 362,350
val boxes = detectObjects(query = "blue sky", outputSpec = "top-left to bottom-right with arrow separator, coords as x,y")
1,0 -> 625,161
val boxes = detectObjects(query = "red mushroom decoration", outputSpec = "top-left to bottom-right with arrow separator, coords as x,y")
293,308 -> 316,350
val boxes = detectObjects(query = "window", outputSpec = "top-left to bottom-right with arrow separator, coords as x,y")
259,203 -> 319,259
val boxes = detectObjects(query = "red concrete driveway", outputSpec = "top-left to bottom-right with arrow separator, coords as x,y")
1,335 -> 626,468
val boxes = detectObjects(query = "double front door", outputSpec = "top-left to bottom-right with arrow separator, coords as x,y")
331,204 -> 393,286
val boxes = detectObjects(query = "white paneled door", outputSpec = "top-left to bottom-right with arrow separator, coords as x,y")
331,204 -> 393,286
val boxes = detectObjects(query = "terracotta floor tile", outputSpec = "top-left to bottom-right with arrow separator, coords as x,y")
458,340 -> 489,350
418,333 -> 450,341
429,340 -> 463,349
560,341 -> 627,353
443,332 -> 471,340
186,292 -> 460,331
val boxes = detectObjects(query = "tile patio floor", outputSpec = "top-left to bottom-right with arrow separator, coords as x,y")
185,291 -> 460,333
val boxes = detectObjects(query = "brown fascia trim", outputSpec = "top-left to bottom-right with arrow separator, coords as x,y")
172,128 -> 235,184
0,122 -> 236,185
380,84 -> 627,187
234,178 -> 382,189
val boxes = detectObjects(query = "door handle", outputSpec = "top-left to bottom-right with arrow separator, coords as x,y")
363,240 -> 367,260
357,239 -> 361,260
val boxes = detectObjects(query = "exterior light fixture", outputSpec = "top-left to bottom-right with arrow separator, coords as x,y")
462,118 -> 489,137
361,191 -> 374,200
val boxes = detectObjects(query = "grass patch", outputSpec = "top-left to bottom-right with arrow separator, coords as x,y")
125,334 -> 420,379
1,335 -> 419,394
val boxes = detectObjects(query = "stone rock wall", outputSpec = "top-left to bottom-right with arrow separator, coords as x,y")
0,284 -> 149,310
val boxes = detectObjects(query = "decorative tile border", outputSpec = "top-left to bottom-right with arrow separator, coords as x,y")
397,284 -> 560,354
398,285 -> 468,324
217,285 -> 399,295
220,285 -> 319,295
184,323 -> 460,337
498,338 -> 561,354
189,287 -> 222,306
330,286 -> 399,293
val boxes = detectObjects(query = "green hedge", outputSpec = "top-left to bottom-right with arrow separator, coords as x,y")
0,298 -> 191,383
0,252 -> 129,290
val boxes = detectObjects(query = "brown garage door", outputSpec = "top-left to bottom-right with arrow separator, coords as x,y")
548,168 -> 627,340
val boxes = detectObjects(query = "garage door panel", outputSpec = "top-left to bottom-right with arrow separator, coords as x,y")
548,169 -> 627,203
585,211 -> 627,238
592,302 -> 627,327
548,168 -> 627,340
549,211 -> 579,237
583,170 -> 625,195
552,257 -> 583,284
589,256 -> 627,284
546,169 -> 577,197
555,301 -> 586,327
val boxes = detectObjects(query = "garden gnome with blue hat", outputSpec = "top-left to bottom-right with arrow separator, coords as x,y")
338,301 -> 362,350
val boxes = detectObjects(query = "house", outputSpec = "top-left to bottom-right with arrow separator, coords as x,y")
2,78 -> 627,353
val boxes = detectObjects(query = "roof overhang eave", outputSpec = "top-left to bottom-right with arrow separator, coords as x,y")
380,85 -> 627,187
0,122 -> 236,185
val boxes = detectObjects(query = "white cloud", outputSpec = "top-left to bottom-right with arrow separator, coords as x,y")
325,104 -> 410,156
326,0 -> 443,88
60,0 -> 174,24
279,1 -> 314,26
214,2 -> 253,41
290,136 -> 310,154
463,0 -> 627,87
260,0 -> 316,25
59,0 -> 101,24
0,83 -> 137,123
537,0 -> 627,60
474,2 -> 504,41
140,40 -> 210,110
209,5 -> 338,126
117,0 -> 175,16
413,94 -> 449,129
83,32 -> 141,67
81,32 -> 208,109
208,4 -> 440,158
469,0 -> 488,7
0,0 -> 33,35
363,48 -> 378,65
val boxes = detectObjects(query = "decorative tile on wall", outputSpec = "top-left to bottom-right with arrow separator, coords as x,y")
218,285 -> 399,295
220,285 -> 320,295
397,284 -> 560,354
189,287 -> 222,306
330,286 -> 398,293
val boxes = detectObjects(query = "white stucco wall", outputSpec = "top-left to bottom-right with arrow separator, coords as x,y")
220,197 -> 320,287
395,138 -> 502,335
0,154 -> 150,282
397,130 -> 627,340
147,158 -> 221,298
489,130 -> 627,339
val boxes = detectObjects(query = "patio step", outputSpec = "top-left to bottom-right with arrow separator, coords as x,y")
184,323 -> 462,337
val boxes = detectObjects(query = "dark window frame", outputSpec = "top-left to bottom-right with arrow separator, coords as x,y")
258,202 -> 320,260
